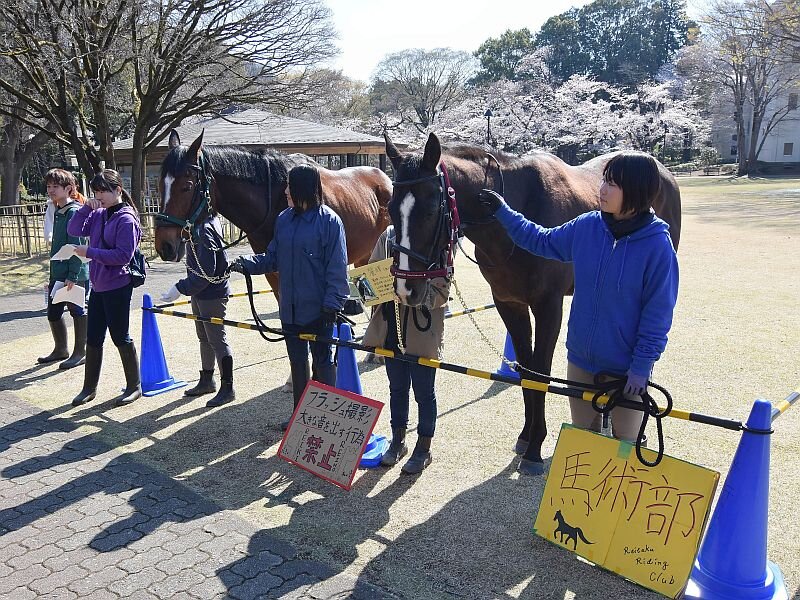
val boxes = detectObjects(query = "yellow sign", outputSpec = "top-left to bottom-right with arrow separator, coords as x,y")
347,258 -> 395,307
534,425 -> 719,598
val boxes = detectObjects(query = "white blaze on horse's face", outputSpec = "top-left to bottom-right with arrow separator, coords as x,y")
162,174 -> 174,210
395,192 -> 415,302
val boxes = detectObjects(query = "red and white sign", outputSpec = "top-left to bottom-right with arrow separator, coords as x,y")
278,381 -> 383,490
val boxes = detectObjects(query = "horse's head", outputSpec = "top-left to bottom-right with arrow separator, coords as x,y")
385,132 -> 459,307
155,130 -> 209,262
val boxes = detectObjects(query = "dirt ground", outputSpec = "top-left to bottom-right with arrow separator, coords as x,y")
2,176 -> 799,600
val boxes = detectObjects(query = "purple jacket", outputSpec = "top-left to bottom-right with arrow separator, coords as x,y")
67,203 -> 142,293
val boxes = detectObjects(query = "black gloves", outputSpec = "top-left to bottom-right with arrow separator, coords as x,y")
227,257 -> 246,275
321,308 -> 338,329
477,189 -> 505,215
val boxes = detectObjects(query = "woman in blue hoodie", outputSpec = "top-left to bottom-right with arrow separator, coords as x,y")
478,151 -> 678,442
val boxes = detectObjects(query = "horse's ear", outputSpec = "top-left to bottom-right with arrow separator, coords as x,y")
384,132 -> 402,171
422,133 -> 441,171
168,129 -> 181,149
187,130 -> 204,164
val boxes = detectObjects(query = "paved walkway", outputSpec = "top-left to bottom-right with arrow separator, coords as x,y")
0,391 -> 399,600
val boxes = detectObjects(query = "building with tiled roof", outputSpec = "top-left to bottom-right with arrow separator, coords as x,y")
112,109 -> 392,205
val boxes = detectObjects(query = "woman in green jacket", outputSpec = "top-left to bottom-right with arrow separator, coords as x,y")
38,169 -> 89,369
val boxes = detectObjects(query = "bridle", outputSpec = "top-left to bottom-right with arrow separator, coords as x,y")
155,152 -> 213,239
155,151 -> 273,248
390,162 -> 460,281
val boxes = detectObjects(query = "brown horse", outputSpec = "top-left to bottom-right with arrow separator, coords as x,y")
154,131 -> 392,294
384,132 -> 681,475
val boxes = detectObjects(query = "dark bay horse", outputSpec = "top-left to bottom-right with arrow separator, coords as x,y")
384,132 -> 681,475
154,131 -> 392,293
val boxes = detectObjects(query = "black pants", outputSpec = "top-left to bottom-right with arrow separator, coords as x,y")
47,280 -> 88,321
282,319 -> 336,406
87,283 -> 133,348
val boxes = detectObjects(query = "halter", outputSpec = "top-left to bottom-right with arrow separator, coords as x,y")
390,162 -> 461,280
155,152 -> 213,238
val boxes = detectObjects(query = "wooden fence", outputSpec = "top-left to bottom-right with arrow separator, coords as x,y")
0,202 -> 243,258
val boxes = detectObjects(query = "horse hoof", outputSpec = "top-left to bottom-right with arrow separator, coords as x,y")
518,458 -> 546,476
513,439 -> 529,455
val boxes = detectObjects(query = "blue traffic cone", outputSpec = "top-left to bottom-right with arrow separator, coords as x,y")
494,332 -> 520,380
140,294 -> 186,396
335,322 -> 363,395
684,398 -> 787,599
359,433 -> 390,469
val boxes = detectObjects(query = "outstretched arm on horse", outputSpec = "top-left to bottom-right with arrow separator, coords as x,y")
490,195 -> 578,263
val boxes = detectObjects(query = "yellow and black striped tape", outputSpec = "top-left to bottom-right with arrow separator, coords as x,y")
144,304 -> 785,432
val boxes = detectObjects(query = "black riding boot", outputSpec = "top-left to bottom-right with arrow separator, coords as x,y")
282,357 -> 309,431
402,435 -> 433,474
185,370 -> 216,396
381,428 -> 408,467
71,345 -> 102,407
38,318 -> 69,364
207,356 -> 236,407
115,342 -> 142,406
60,315 -> 87,370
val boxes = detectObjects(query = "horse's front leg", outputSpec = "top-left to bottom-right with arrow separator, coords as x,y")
517,294 -> 564,475
492,300 -> 535,447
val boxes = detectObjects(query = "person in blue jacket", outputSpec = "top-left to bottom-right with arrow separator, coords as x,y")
478,151 -> 679,442
230,164 -> 348,429
160,213 -> 234,408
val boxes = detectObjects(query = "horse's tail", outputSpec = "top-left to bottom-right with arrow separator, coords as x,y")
577,528 -> 593,545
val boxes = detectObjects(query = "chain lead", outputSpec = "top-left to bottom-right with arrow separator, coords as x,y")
451,277 -> 516,370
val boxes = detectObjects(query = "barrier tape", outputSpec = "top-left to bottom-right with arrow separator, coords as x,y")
444,303 -> 495,319
144,303 -> 764,433
157,289 -> 274,309
771,388 -> 800,422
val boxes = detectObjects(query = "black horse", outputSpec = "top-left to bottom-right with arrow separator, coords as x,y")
384,132 -> 681,475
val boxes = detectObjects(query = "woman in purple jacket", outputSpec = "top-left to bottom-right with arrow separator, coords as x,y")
68,169 -> 143,407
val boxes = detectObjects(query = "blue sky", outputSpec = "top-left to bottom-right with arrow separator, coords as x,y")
323,0 -> 706,82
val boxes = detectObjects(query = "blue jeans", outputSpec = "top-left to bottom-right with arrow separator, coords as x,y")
87,283 -> 133,348
384,358 -> 437,437
282,319 -> 336,407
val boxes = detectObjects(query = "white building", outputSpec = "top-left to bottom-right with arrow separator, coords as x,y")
711,89 -> 800,166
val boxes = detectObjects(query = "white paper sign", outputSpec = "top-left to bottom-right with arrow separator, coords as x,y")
50,244 -> 90,263
51,282 -> 86,307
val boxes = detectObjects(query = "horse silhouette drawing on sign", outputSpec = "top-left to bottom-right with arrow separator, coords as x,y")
554,510 -> 593,550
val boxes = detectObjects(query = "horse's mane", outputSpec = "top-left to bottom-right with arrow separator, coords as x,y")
161,144 -> 291,188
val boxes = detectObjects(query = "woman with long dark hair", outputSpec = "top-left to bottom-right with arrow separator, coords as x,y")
230,164 -> 349,429
68,169 -> 143,407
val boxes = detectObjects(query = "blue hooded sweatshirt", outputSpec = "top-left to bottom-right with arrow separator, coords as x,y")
495,203 -> 679,378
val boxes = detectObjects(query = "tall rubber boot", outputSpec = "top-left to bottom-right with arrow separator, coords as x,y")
380,427 -> 408,467
38,317 -> 69,363
282,355 -> 309,431
60,314 -> 87,370
402,435 -> 433,474
185,370 -> 216,396
115,342 -> 142,406
207,356 -> 236,407
71,345 -> 102,407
